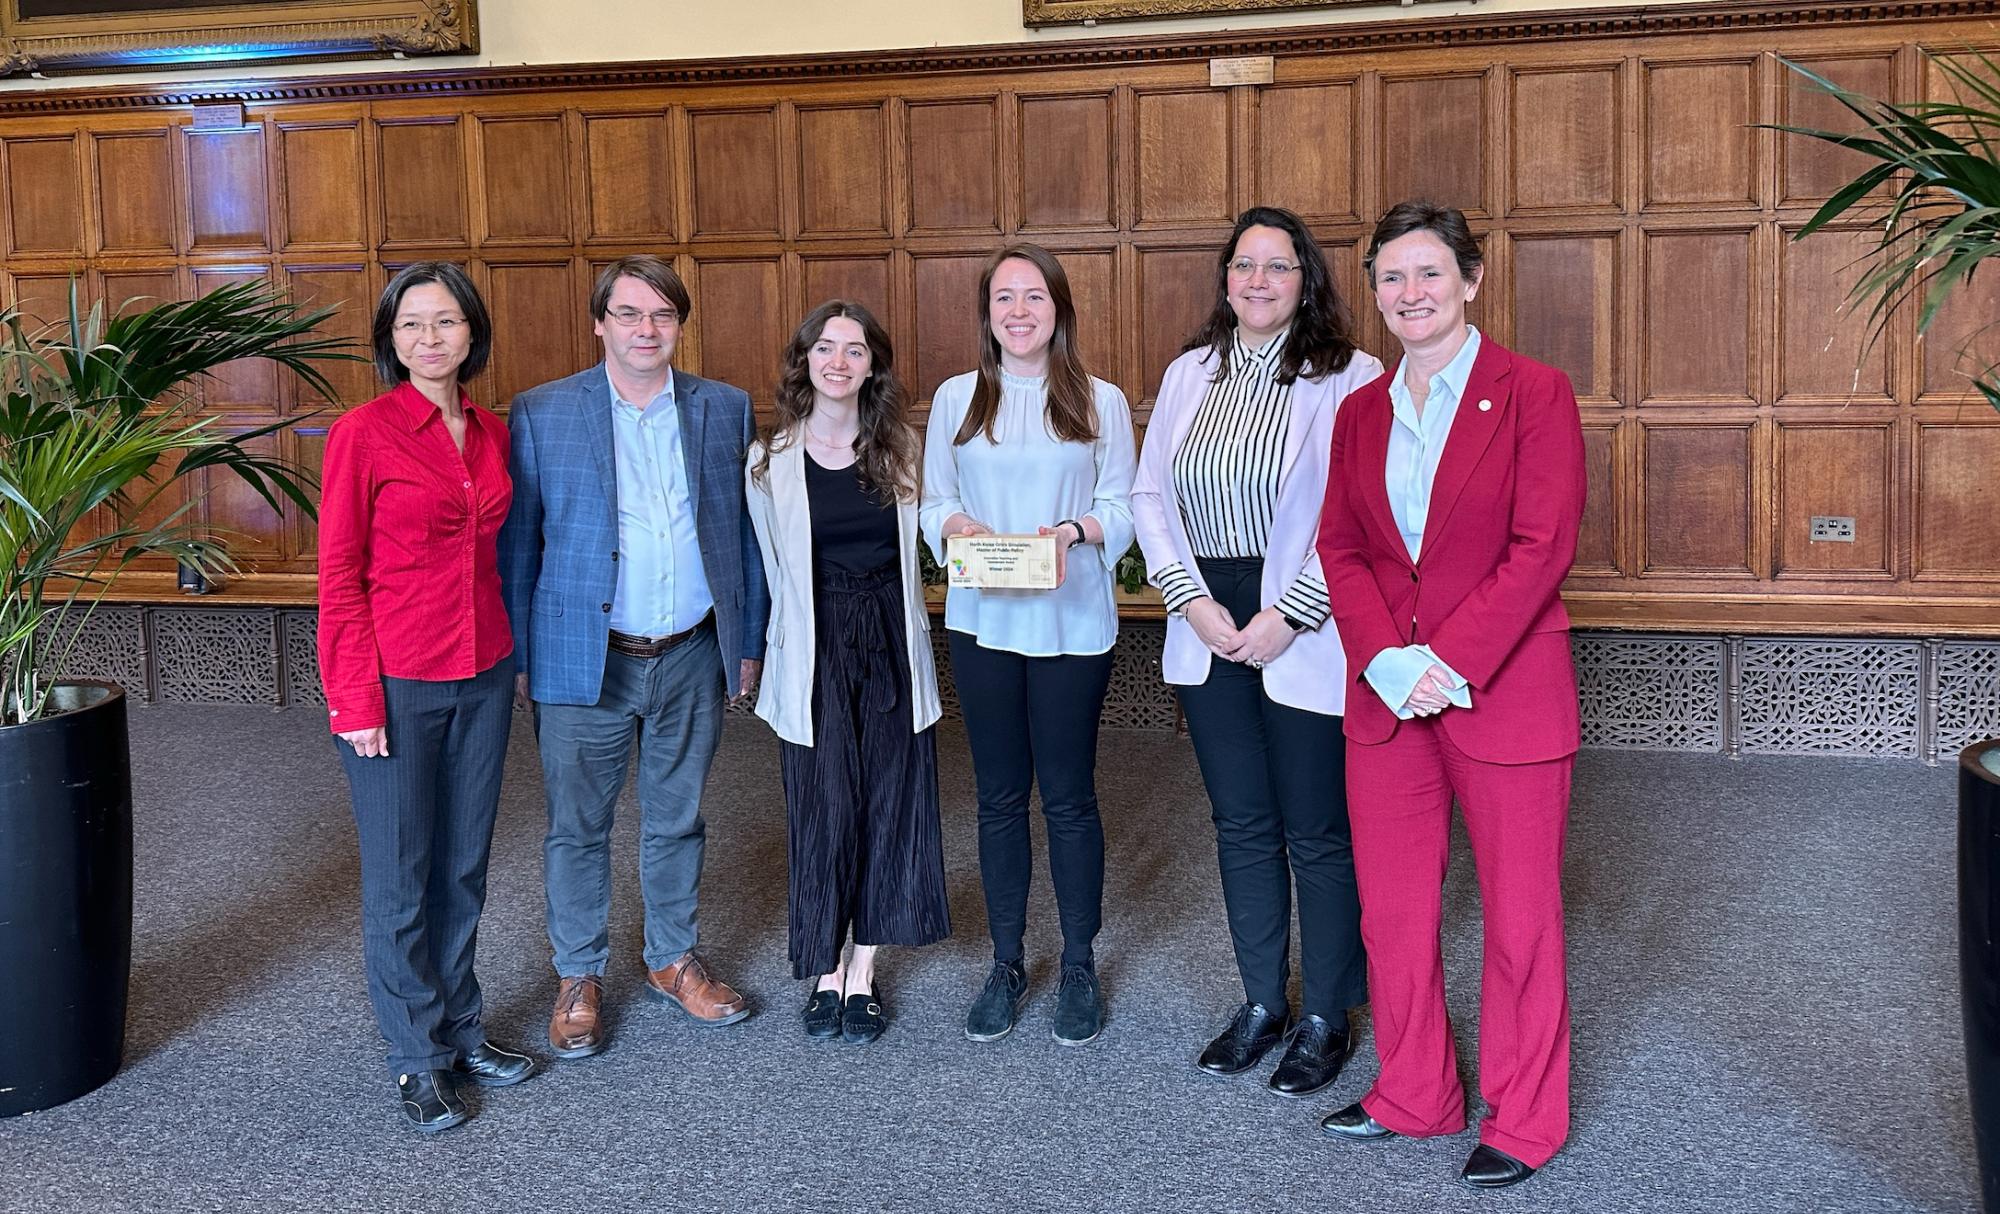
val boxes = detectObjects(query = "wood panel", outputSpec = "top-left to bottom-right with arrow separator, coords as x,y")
907,100 -> 1000,234
1780,54 -> 1898,205
7,136 -> 82,255
477,116 -> 571,244
2,4 -> 1994,627
1254,82 -> 1356,223
92,131 -> 174,254
1641,422 -> 1755,575
1380,73 -> 1486,215
1775,421 -> 1893,577
1643,59 -> 1758,207
186,128 -> 269,251
583,113 -> 675,241
1019,93 -> 1114,230
100,267 -> 178,316
204,430 -> 288,564
283,264 -> 375,409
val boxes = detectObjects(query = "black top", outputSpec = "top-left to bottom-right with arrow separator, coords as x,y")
804,451 -> 898,574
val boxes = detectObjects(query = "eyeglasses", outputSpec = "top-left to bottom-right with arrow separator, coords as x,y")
1226,258 -> 1301,280
393,316 -> 465,336
604,307 -> 680,328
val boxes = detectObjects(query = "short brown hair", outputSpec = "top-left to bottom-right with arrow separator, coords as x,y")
1364,201 -> 1484,287
589,255 -> 692,324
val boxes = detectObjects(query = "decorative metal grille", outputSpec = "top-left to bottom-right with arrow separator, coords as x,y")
152,608 -> 280,705
1937,643 -> 2000,762
281,611 -> 324,707
1571,632 -> 1725,752
1103,621 -> 1178,731
36,605 -> 149,701
1736,638 -> 1922,758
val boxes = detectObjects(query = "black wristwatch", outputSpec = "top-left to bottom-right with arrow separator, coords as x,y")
1282,611 -> 1312,633
1056,518 -> 1086,548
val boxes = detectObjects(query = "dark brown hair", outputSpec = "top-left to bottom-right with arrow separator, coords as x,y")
1182,206 -> 1359,385
1364,200 -> 1485,287
753,300 -> 920,504
371,261 -> 491,385
956,243 -> 1097,447
589,255 -> 692,324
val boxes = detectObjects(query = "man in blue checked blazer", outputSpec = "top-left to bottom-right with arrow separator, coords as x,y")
498,255 -> 770,1059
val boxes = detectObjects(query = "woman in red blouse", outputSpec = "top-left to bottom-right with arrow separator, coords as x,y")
316,261 -> 534,1133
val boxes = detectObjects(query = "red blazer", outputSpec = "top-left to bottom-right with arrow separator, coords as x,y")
1316,337 -> 1586,763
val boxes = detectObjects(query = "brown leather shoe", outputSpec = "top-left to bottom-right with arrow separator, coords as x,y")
645,951 -> 750,1026
548,975 -> 606,1059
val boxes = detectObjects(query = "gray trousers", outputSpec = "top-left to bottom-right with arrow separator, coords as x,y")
336,655 -> 513,1079
537,625 -> 725,977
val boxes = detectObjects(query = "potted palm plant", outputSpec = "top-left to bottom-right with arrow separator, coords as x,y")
0,281 -> 353,1118
1777,51 -> 2000,1212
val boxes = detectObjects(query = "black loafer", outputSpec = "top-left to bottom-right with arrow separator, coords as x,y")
397,1070 -> 469,1133
1459,1144 -> 1537,1189
1319,1101 -> 1397,1143
451,1040 -> 536,1088
1268,1014 -> 1353,1098
803,989 -> 843,1039
842,987 -> 886,1044
1195,1002 -> 1290,1075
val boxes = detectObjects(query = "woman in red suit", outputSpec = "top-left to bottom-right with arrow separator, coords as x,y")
1313,201 -> 1585,1189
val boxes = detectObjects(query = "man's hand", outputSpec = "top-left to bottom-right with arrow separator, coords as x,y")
736,658 -> 763,705
339,726 -> 389,758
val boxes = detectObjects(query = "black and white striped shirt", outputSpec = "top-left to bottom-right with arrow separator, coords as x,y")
1151,331 -> 1332,629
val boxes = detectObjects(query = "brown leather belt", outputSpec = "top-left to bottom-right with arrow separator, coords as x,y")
607,614 -> 710,659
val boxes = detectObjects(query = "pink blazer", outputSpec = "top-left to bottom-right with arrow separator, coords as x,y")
1315,337 -> 1586,762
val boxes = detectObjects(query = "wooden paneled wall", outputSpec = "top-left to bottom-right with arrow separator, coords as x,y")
4,2 -> 1998,633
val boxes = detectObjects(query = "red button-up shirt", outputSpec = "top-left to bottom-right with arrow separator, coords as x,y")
316,381 -> 514,733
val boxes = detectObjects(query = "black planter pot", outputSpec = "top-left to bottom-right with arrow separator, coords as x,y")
0,681 -> 133,1118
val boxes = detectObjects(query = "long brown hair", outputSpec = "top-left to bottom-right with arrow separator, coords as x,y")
956,243 -> 1098,447
753,300 -> 920,504
1183,205 -> 1359,385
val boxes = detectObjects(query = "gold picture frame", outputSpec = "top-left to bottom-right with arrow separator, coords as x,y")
1023,0 -> 1376,25
0,0 -> 476,77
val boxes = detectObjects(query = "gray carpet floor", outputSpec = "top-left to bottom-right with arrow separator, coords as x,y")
0,706 -> 1977,1213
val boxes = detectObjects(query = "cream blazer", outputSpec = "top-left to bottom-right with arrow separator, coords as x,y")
1132,344 -> 1383,717
745,437 -> 941,747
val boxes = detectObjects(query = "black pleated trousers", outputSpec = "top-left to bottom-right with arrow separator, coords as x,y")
335,654 -> 513,1078
1175,557 -> 1367,1020
779,561 -> 949,979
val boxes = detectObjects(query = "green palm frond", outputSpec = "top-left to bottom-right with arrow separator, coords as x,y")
0,278 -> 361,724
1770,53 -> 2000,403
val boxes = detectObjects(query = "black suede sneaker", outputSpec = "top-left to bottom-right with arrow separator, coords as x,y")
1050,962 -> 1103,1047
397,1070 -> 469,1133
964,959 -> 1028,1042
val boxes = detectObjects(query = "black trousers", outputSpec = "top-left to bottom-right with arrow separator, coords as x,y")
1176,558 -> 1366,1020
335,654 -> 513,1078
780,562 -> 950,979
948,631 -> 1113,969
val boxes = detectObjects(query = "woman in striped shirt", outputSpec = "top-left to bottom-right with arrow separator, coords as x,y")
1132,206 -> 1383,1099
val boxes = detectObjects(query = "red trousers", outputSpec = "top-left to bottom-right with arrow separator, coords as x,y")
1346,717 -> 1573,1168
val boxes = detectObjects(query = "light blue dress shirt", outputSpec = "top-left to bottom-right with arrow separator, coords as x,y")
608,369 -> 713,638
1363,326 -> 1482,719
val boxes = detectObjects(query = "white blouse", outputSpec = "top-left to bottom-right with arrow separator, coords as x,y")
920,369 -> 1137,657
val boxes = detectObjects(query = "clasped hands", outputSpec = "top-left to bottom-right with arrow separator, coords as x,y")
1185,598 -> 1294,669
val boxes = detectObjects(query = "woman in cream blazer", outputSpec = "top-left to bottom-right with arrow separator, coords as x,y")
745,299 -> 947,1044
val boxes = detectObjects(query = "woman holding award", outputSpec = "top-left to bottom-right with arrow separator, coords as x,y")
1131,206 -> 1380,1098
747,299 -> 949,1044
920,243 -> 1136,1048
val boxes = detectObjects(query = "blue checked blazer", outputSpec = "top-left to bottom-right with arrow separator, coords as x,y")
498,363 -> 770,705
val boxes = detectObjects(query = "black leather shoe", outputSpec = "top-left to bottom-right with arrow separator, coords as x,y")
1268,1014 -> 1353,1098
397,1070 -> 469,1133
1459,1144 -> 1537,1189
451,1040 -> 536,1088
842,986 -> 886,1044
1195,1002 -> 1290,1075
1319,1101 -> 1397,1143
803,989 -> 843,1039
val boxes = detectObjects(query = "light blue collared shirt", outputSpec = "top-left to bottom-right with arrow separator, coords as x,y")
608,369 -> 713,638
1363,326 -> 1481,719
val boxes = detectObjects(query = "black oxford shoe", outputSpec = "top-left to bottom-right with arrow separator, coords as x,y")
1459,1144 -> 1537,1189
452,1040 -> 537,1087
1196,1002 -> 1291,1075
1319,1101 -> 1397,1143
397,1070 -> 469,1133
1267,1014 -> 1354,1098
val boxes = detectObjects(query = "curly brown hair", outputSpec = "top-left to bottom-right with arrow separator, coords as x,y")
752,299 -> 920,504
